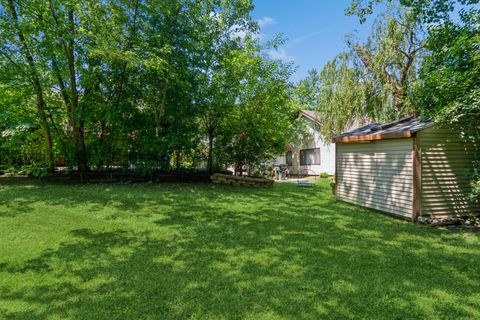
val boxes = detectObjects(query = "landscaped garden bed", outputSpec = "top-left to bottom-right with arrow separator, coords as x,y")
210,173 -> 274,187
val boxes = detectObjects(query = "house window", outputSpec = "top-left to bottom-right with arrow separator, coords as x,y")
286,151 -> 293,166
300,148 -> 320,165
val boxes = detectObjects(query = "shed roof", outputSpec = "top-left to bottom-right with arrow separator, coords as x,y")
333,116 -> 433,143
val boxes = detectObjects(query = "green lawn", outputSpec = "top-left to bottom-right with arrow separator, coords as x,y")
0,179 -> 479,319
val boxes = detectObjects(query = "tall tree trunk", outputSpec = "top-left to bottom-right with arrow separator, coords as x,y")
47,1 -> 88,171
175,151 -> 180,172
7,0 -> 54,171
207,129 -> 214,174
66,8 -> 88,172
48,1 -> 87,171
154,5 -> 180,136
107,0 -> 141,166
35,85 -> 54,170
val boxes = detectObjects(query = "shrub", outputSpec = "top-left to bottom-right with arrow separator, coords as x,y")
320,172 -> 329,179
22,162 -> 49,178
1,165 -> 23,176
470,161 -> 480,201
467,214 -> 478,226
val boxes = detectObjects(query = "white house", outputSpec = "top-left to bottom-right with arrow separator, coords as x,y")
274,110 -> 336,176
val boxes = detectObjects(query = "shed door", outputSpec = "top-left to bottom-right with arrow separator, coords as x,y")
336,139 -> 413,218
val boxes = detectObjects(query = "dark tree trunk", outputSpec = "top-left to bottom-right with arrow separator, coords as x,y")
66,8 -> 88,172
35,84 -> 54,170
207,130 -> 214,174
175,151 -> 180,172
7,0 -> 54,171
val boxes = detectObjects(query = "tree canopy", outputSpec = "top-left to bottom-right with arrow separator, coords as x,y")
347,0 -> 480,23
0,0 -> 295,175
294,8 -> 425,141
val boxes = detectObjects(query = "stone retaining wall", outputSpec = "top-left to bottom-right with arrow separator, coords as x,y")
210,173 -> 274,187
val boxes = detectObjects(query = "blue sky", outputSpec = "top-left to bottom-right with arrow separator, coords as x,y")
251,0 -> 375,82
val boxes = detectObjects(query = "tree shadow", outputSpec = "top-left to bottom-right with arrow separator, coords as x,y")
0,181 -> 479,319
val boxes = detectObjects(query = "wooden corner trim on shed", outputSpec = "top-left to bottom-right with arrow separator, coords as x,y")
412,134 -> 421,220
332,131 -> 412,143
334,143 -> 338,197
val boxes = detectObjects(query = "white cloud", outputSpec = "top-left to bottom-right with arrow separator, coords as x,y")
267,48 -> 295,62
230,27 -> 262,41
257,16 -> 276,28
231,28 -> 248,39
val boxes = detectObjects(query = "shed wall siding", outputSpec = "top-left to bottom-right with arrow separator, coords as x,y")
418,127 -> 479,217
337,139 -> 413,218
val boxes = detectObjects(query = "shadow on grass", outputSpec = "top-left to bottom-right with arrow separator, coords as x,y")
0,180 -> 479,319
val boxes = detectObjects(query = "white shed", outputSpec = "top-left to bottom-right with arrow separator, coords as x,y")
333,117 -> 479,220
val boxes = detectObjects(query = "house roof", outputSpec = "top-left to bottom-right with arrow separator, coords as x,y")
333,116 -> 434,143
298,110 -> 321,125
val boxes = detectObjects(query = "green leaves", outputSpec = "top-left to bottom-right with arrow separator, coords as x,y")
415,7 -> 480,137
209,39 -> 294,173
296,9 -> 423,141
347,0 -> 480,24
1,0 -> 293,173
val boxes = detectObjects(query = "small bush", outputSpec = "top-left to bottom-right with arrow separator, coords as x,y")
1,166 -> 23,176
250,164 -> 272,179
467,214 -> 478,226
320,172 -> 329,179
470,161 -> 480,201
22,162 -> 49,178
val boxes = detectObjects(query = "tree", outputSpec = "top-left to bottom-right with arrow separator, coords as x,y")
415,8 -> 480,198
348,9 -> 424,114
215,39 -> 295,175
0,85 -> 40,166
307,54 -> 379,141
194,2 -> 255,174
348,0 -> 480,199
298,9 -> 424,140
415,9 -> 479,135
44,0 -> 92,171
294,69 -> 322,108
1,0 -> 295,177
347,0 -> 480,23
1,0 -> 54,170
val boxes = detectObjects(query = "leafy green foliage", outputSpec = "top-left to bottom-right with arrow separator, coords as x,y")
415,9 -> 480,137
471,162 -> 480,201
347,0 -> 480,23
347,8 -> 423,114
413,8 -> 480,197
320,172 -> 330,178
306,54 -> 379,141
21,162 -> 49,178
0,0 -> 292,174
295,9 -> 423,141
215,40 -> 295,174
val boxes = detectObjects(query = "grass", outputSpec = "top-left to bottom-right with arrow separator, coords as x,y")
0,178 -> 479,319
